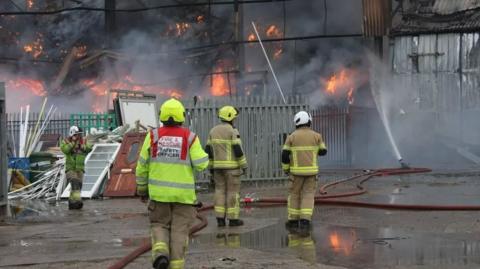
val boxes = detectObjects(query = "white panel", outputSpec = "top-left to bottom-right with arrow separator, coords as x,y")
119,98 -> 158,128
62,143 -> 121,199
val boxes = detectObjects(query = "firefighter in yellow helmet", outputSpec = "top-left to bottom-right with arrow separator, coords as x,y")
136,98 -> 209,269
282,111 -> 327,231
205,105 -> 247,227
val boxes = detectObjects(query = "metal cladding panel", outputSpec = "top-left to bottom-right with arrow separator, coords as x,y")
418,35 -> 437,73
437,34 -> 461,72
362,0 -> 391,37
104,132 -> 146,197
463,73 -> 480,109
393,36 -> 416,74
462,33 -> 480,69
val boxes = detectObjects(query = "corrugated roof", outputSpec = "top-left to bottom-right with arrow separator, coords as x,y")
433,0 -> 480,15
391,0 -> 480,35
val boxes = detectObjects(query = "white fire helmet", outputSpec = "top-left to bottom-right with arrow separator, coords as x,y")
293,111 -> 312,126
69,126 -> 82,137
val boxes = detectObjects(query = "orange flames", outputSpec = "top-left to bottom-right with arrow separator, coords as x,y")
247,24 -> 283,59
82,76 -> 183,112
74,45 -> 87,59
166,22 -> 191,37
324,68 -> 357,105
23,37 -> 43,59
27,0 -> 34,9
196,15 -> 205,23
266,25 -> 281,38
7,78 -> 46,97
210,68 -> 230,96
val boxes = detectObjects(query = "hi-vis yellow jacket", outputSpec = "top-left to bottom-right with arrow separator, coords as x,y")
135,126 -> 209,204
281,127 -> 327,176
205,123 -> 247,170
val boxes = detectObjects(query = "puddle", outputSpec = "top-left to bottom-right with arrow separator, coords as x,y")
6,200 -> 65,221
191,207 -> 480,268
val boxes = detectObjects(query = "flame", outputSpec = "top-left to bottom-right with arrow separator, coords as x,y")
323,68 -> 357,104
7,78 -> 47,96
75,45 -> 87,59
273,48 -> 283,59
247,33 -> 256,42
347,88 -> 354,105
23,38 -> 43,58
27,0 -> 34,9
196,15 -> 205,23
211,68 -> 229,96
266,25 -> 282,38
82,77 -> 184,112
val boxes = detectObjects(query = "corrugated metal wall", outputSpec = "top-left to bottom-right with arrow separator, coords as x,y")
184,96 -> 351,181
184,96 -> 308,182
392,32 -> 480,145
311,107 -> 350,167
362,0 -> 391,37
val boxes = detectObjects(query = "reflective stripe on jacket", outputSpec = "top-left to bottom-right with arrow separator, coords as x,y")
60,138 -> 93,172
281,127 -> 327,176
205,123 -> 247,170
135,126 -> 209,204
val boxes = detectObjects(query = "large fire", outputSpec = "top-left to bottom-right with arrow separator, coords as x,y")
82,77 -> 183,112
6,78 -> 47,97
324,68 -> 357,105
210,68 -> 230,96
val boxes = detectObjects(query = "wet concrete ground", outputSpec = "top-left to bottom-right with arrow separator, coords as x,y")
2,171 -> 480,269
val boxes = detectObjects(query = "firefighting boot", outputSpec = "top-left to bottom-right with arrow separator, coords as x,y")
68,200 -> 83,210
229,219 -> 244,227
217,218 -> 226,227
153,255 -> 169,269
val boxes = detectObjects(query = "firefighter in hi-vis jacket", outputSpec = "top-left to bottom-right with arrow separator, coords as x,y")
136,98 -> 209,269
282,111 -> 327,231
205,105 -> 247,227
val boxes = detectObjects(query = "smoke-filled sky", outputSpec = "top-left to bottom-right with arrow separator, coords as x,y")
0,0 -> 366,112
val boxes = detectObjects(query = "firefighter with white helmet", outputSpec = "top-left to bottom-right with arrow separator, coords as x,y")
60,125 -> 92,210
282,111 -> 327,231
205,105 -> 247,227
136,98 -> 209,269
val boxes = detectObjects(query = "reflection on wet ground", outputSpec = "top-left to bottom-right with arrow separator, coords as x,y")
193,212 -> 480,269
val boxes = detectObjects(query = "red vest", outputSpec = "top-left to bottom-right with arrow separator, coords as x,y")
150,126 -> 195,161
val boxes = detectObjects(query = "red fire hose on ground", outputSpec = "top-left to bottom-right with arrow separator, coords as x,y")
108,167 -> 480,269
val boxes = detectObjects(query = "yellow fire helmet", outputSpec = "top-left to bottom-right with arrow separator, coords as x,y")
218,105 -> 239,122
159,98 -> 186,123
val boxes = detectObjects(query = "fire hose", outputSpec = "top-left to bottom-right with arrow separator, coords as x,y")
108,167 -> 480,269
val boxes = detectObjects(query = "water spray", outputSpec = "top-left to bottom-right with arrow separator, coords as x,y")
370,75 -> 407,169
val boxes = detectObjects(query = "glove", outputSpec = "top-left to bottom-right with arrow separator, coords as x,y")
241,168 -> 247,176
284,170 -> 290,176
194,201 -> 203,208
140,195 -> 148,203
